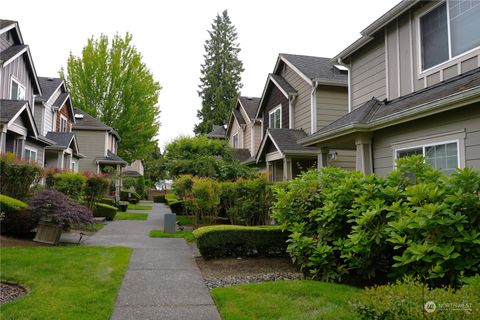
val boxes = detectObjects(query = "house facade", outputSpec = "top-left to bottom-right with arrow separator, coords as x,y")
124,159 -> 144,177
254,54 -> 355,181
301,0 -> 480,176
0,20 -> 51,165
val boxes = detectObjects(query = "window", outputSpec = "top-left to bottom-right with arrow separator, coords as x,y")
60,115 -> 68,132
232,133 -> 239,148
24,147 -> 37,163
10,78 -> 26,100
269,106 -> 281,129
397,142 -> 458,174
420,0 -> 480,70
71,161 -> 76,172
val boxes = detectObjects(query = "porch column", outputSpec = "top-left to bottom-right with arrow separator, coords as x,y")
16,137 -> 25,159
266,162 -> 272,182
283,157 -> 292,181
0,126 -> 7,154
65,154 -> 72,171
57,151 -> 65,169
317,147 -> 329,169
115,165 -> 121,200
355,134 -> 373,174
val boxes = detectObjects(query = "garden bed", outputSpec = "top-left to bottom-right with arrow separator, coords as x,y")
0,282 -> 27,304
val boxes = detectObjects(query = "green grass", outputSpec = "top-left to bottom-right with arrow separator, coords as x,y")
141,200 -> 153,203
176,215 -> 206,225
128,204 -> 153,211
0,246 -> 132,320
85,223 -> 105,232
149,229 -> 195,242
115,212 -> 148,220
211,280 -> 360,320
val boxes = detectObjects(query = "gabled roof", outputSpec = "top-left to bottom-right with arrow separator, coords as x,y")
45,132 -> 75,148
275,54 -> 348,86
72,108 -> 120,140
301,67 -> 480,145
232,148 -> 252,163
37,77 -> 64,102
207,125 -> 227,139
0,20 -> 22,43
238,96 -> 260,120
255,74 -> 297,119
0,45 -> 27,65
96,150 -> 127,165
0,99 -> 39,138
256,128 -> 318,162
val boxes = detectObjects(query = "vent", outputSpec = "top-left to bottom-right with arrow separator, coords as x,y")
74,114 -> 84,119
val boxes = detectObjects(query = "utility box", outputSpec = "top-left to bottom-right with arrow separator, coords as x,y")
164,213 -> 176,234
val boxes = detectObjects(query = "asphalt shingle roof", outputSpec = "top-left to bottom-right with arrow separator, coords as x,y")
38,77 -> 63,101
268,128 -> 318,153
52,92 -> 69,108
233,148 -> 252,163
73,108 -> 111,130
238,96 -> 260,120
45,132 -> 74,148
207,125 -> 226,139
233,109 -> 246,125
0,100 -> 27,123
270,74 -> 297,95
306,67 -> 480,140
0,45 -> 27,64
280,54 -> 347,84
96,150 -> 127,164
0,20 -> 16,31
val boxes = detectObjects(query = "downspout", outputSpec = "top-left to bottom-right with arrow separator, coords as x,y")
288,95 -> 297,129
337,58 -> 352,112
310,81 -> 319,134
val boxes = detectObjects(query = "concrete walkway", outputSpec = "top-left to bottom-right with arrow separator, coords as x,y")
83,202 -> 221,320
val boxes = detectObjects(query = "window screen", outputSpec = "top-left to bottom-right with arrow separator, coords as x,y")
420,3 -> 449,70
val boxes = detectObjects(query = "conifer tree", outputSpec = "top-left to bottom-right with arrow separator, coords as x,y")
195,10 -> 244,135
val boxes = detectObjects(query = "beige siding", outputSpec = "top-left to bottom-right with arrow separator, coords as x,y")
316,86 -> 348,129
245,123 -> 252,153
327,149 -> 356,170
252,123 -> 262,155
74,130 -> 106,173
281,64 -> 311,133
228,119 -> 243,149
351,33 -> 387,109
372,103 -> 480,177
33,104 -> 45,135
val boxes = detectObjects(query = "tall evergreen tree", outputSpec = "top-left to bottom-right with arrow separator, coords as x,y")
61,33 -> 161,162
195,10 -> 244,135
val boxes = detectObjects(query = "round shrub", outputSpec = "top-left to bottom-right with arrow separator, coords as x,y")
50,171 -> 86,201
99,197 -> 116,206
153,195 -> 165,203
0,153 -> 42,200
93,203 -> 117,221
0,194 -> 35,236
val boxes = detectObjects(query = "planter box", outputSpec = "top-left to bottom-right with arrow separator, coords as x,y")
33,222 -> 63,245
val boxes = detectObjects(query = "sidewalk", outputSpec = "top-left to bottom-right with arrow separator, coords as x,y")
83,202 -> 221,320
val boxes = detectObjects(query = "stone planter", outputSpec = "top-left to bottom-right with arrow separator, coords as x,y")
33,221 -> 63,245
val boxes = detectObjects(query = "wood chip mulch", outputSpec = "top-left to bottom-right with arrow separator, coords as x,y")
0,282 -> 27,304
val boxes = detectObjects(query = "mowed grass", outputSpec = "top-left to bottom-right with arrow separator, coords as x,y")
128,204 -> 152,211
149,229 -> 195,242
115,212 -> 148,220
211,280 -> 360,320
176,215 -> 205,225
0,246 -> 132,320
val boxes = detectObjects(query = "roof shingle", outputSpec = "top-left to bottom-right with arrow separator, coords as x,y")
0,100 -> 28,123
280,54 -> 347,84
268,128 -> 318,153
37,77 -> 64,101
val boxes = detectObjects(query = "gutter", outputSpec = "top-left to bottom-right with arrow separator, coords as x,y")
337,58 -> 352,112
310,81 -> 319,134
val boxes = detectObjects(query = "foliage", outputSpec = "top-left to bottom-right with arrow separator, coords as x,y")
29,189 -> 93,227
354,277 -> 480,319
84,174 -> 110,209
273,156 -> 480,286
0,194 -> 33,236
144,145 -> 167,183
212,280 -> 360,320
192,225 -> 289,259
149,229 -> 195,242
93,203 -> 117,221
127,203 -> 152,211
120,190 -> 142,204
115,212 -> 148,220
99,197 -> 116,206
191,177 -> 220,225
0,247 -> 131,320
135,175 -> 146,198
153,195 -> 165,203
49,171 -> 87,201
195,10 -> 244,135
0,153 -> 42,200
122,177 -> 136,190
61,32 -> 161,162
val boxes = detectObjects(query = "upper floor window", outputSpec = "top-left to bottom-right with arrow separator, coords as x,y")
269,106 -> 281,129
10,78 -> 26,100
420,0 -> 480,70
60,115 -> 68,132
232,133 -> 239,148
24,147 -> 37,163
397,141 -> 458,174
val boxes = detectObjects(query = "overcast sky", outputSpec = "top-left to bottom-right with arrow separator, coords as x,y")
3,0 -> 399,151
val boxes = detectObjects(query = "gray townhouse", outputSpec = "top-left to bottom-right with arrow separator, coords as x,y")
300,0 -> 480,176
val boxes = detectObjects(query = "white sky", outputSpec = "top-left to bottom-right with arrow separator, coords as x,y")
3,0 -> 400,151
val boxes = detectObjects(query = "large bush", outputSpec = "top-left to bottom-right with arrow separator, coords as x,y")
0,194 -> 35,236
93,203 -> 117,221
193,225 -> 289,259
49,171 -> 86,201
84,174 -> 110,209
0,153 -> 42,200
273,156 -> 480,286
191,177 -> 220,225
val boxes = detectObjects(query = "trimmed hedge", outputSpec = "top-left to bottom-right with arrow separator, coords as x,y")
120,190 -> 141,204
192,225 -> 289,259
118,201 -> 128,212
153,195 -> 166,203
93,203 -> 117,221
0,194 -> 33,235
99,197 -> 116,206
1,153 -> 42,200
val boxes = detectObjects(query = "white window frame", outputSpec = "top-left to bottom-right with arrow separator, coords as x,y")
268,105 -> 282,129
60,115 -> 68,132
10,77 -> 26,100
392,130 -> 466,171
24,146 -> 38,163
417,0 -> 480,74
232,132 -> 239,148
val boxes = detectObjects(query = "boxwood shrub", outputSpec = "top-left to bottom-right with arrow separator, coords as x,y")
99,197 -> 116,206
153,195 -> 165,203
192,225 -> 289,259
93,203 -> 117,221
120,190 -> 141,204
0,194 -> 33,235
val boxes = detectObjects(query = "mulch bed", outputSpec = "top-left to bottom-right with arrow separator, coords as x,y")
0,282 -> 27,304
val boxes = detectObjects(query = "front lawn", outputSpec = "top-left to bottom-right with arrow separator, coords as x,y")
128,204 -> 152,211
212,280 -> 360,320
0,246 -> 131,320
149,229 -> 195,242
115,212 -> 148,220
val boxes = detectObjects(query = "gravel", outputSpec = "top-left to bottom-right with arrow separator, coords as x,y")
204,272 -> 304,289
0,282 -> 27,304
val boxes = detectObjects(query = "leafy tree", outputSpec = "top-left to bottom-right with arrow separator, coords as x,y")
61,33 -> 161,162
144,144 -> 167,183
195,10 -> 244,135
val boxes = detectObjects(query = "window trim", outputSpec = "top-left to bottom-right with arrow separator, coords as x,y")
268,105 -> 282,129
232,132 -> 239,148
417,0 -> 480,74
60,115 -> 68,132
24,146 -> 38,163
10,77 -> 26,100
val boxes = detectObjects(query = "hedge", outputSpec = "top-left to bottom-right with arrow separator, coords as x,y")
120,190 -> 141,204
49,171 -> 86,201
0,194 -> 32,235
93,203 -> 117,221
0,153 -> 42,200
192,225 -> 289,259
99,197 -> 116,206
153,195 -> 165,203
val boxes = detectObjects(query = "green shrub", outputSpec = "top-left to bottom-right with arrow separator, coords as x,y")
153,195 -> 165,203
0,153 -> 42,200
84,174 -> 110,209
354,278 -> 480,319
193,225 -> 289,259
93,203 -> 117,221
168,200 -> 184,214
120,190 -> 141,204
118,201 -> 128,212
136,175 -> 145,198
122,177 -> 136,190
0,194 -> 34,235
99,197 -> 116,206
50,171 -> 86,201
190,177 -> 220,225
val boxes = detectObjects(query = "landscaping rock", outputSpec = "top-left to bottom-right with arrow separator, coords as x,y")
203,272 -> 304,289
0,282 -> 27,304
